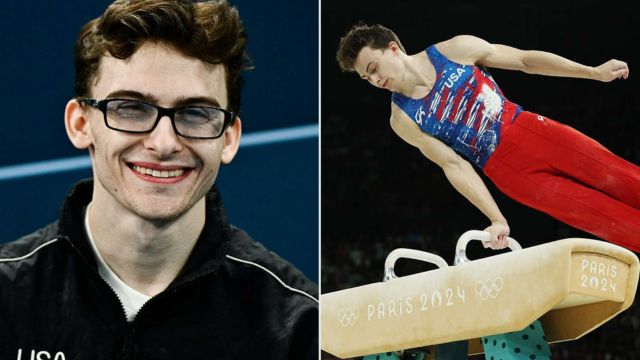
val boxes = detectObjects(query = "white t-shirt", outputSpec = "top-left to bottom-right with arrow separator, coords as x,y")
85,203 -> 151,321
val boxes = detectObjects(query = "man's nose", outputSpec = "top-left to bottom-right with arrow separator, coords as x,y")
143,116 -> 183,157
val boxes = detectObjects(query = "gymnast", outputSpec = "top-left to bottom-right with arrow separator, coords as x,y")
336,24 -> 638,251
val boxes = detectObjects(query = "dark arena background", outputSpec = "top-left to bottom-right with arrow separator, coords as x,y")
0,1 -> 318,281
322,0 -> 639,358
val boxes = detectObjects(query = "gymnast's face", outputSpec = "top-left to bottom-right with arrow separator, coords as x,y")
65,42 -> 241,222
354,42 -> 404,92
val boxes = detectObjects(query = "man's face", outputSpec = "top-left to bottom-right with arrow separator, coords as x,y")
78,41 -> 238,222
354,44 -> 404,92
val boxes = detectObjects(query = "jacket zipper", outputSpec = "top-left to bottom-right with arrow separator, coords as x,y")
133,267 -> 219,316
62,235 -> 222,358
61,236 -> 130,357
119,322 -> 135,360
115,269 -> 219,358
127,244 -> 228,317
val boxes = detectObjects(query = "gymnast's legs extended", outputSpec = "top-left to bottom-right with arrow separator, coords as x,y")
484,111 -> 640,252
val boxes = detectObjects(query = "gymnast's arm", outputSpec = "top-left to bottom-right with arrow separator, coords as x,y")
438,35 -> 629,82
390,103 -> 509,249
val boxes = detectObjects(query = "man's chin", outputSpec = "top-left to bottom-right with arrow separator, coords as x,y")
131,202 -> 190,224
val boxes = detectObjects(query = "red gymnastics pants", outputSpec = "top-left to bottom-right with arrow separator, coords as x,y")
483,111 -> 640,252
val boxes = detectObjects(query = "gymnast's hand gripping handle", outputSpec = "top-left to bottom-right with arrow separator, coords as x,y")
383,248 -> 449,282
454,230 -> 522,265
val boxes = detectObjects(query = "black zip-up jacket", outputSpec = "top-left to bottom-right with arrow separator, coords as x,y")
0,181 -> 318,359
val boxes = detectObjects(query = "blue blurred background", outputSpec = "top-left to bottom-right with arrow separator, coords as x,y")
0,0 -> 318,281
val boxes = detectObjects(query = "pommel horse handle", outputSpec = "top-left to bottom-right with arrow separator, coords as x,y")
455,230 -> 522,265
383,248 -> 449,282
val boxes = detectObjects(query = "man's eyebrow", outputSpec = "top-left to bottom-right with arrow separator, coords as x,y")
174,96 -> 221,108
105,90 -> 159,103
104,90 -> 222,108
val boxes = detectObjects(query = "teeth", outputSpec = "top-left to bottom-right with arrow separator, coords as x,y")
132,165 -> 185,178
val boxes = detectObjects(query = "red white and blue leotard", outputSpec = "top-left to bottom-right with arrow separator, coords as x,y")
391,44 -> 521,168
390,44 -> 640,252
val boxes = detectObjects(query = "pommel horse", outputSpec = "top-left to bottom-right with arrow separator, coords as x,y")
321,231 -> 640,358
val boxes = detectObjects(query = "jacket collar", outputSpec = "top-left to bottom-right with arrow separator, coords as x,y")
58,179 -> 231,284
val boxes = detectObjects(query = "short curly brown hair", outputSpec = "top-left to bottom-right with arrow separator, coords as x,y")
336,23 -> 405,72
75,0 -> 251,114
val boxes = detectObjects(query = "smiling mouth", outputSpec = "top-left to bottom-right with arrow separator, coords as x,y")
128,163 -> 191,179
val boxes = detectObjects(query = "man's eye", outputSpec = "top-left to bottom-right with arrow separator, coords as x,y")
118,103 -> 146,111
182,108 -> 209,118
109,101 -> 152,118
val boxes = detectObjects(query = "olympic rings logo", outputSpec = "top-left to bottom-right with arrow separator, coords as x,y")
475,277 -> 504,300
337,306 -> 360,327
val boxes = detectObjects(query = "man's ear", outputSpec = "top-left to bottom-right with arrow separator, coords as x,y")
389,41 -> 400,53
64,99 -> 94,149
221,116 -> 242,164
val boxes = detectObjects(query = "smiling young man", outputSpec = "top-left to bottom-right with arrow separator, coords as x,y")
0,1 -> 317,359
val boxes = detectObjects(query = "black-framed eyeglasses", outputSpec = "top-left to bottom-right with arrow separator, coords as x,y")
78,98 -> 235,140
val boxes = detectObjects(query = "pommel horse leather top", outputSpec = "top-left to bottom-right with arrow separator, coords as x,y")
321,236 -> 640,358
